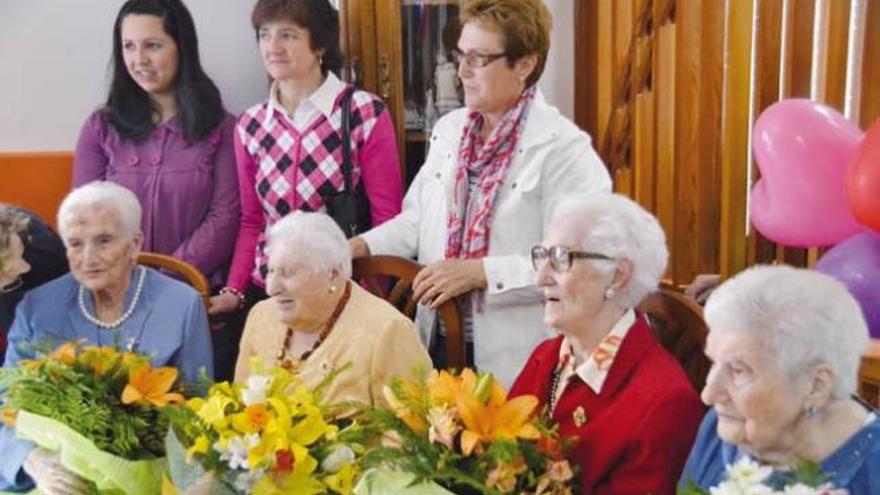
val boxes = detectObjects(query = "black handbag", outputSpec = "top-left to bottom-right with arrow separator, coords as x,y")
323,87 -> 372,238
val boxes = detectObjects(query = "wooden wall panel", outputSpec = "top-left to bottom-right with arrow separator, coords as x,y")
654,23 -> 676,281
574,0 -> 599,137
719,0 -> 755,278
596,0 -> 615,150
860,0 -> 880,128
822,0 -> 851,110
671,0 -> 723,283
748,0 -> 784,266
633,90 -> 655,210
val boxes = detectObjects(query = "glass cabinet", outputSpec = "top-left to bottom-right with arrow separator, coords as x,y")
340,0 -> 464,185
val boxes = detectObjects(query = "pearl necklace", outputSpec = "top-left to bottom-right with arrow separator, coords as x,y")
78,267 -> 147,329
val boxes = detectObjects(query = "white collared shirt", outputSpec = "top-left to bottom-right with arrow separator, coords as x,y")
551,309 -> 636,409
267,72 -> 346,132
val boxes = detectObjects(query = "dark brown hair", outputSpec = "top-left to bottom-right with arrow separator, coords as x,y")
251,0 -> 344,76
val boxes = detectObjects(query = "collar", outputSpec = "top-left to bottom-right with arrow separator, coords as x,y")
160,115 -> 183,134
556,309 -> 636,395
267,72 -> 345,121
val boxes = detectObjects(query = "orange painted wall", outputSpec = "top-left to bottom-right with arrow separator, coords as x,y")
0,152 -> 73,229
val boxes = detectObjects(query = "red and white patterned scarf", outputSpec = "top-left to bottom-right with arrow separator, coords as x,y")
445,86 -> 536,260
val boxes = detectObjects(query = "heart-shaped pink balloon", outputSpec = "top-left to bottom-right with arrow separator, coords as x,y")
751,99 -> 864,247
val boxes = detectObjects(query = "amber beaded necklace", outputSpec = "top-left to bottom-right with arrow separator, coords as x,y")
277,281 -> 351,371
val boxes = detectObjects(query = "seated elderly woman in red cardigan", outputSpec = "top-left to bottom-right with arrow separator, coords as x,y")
509,192 -> 703,494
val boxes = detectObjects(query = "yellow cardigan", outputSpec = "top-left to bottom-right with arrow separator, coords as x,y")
234,282 -> 431,408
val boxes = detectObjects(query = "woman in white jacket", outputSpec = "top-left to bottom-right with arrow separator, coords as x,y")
350,0 -> 611,386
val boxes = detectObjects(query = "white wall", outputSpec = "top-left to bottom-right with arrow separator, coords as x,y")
0,0 -> 574,152
540,0 -> 575,120
0,0 -> 265,152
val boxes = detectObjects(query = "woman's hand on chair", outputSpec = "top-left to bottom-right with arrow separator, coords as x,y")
684,273 -> 721,304
348,236 -> 371,259
208,292 -> 241,315
412,259 -> 487,309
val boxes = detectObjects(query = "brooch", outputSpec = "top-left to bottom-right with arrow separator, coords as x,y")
573,406 -> 588,427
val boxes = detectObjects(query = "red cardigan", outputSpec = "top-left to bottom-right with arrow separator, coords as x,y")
509,315 -> 704,495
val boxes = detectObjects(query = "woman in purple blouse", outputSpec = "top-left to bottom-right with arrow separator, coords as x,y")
73,0 -> 239,290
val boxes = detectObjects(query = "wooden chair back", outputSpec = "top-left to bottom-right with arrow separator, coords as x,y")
637,285 -> 711,394
352,255 -> 465,370
860,339 -> 880,408
137,252 -> 210,309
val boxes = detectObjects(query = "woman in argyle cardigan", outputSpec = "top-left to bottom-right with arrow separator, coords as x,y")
210,0 -> 402,324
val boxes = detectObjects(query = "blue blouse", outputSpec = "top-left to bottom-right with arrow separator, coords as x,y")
680,408 -> 880,494
0,268 -> 213,492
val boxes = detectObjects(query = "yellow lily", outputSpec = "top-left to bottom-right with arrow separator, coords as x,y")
195,394 -> 234,430
186,434 -> 210,461
1,408 -> 16,427
382,381 -> 428,433
324,463 -> 358,495
79,346 -> 121,376
121,365 -> 184,407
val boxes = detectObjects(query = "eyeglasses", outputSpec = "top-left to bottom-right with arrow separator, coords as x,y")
450,49 -> 508,68
530,245 -> 615,273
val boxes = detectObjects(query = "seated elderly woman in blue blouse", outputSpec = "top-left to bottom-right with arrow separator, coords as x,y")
0,181 -> 213,494
680,265 -> 878,493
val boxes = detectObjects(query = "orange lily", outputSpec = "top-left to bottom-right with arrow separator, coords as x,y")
48,342 -> 77,365
456,373 -> 540,456
121,365 -> 184,407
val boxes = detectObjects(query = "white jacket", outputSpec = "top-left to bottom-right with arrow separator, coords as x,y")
362,93 -> 612,386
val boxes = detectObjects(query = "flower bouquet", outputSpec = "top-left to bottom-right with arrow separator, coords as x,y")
0,341 -> 184,495
678,457 -> 848,495
164,362 -> 365,495
355,369 -> 574,495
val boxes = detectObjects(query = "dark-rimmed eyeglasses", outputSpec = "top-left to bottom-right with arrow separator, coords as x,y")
450,49 -> 508,68
530,245 -> 614,273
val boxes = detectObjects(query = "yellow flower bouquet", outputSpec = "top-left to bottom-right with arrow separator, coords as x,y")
0,341 -> 184,494
355,369 -> 574,495
164,363 -> 365,495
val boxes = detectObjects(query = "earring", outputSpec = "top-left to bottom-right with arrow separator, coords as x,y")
805,405 -> 818,418
603,287 -> 615,300
328,285 -> 337,294
318,54 -> 324,66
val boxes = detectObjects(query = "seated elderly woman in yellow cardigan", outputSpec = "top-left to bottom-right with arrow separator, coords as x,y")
234,211 -> 430,407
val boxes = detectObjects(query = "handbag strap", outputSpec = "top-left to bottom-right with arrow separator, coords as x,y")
339,86 -> 355,192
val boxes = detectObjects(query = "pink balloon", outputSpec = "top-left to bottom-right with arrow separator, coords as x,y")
750,99 -> 864,247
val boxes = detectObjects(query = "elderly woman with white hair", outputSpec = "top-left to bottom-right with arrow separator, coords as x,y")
509,192 -> 703,495
0,181 -> 213,494
680,265 -> 878,493
234,211 -> 429,408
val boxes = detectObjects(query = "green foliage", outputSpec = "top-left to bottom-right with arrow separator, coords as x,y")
677,479 -> 710,495
359,409 -> 531,495
0,347 -> 172,460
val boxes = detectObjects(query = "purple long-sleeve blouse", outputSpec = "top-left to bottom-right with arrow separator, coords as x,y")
73,110 -> 240,287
